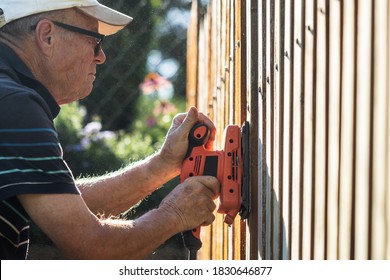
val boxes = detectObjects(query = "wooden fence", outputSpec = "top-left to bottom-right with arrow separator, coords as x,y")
186,0 -> 390,260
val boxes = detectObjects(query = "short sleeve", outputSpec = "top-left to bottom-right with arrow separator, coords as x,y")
0,91 -> 80,200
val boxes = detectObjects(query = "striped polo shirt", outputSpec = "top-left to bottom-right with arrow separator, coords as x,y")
0,43 -> 80,259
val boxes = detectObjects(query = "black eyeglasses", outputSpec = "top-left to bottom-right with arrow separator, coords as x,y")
30,21 -> 104,56
52,21 -> 105,56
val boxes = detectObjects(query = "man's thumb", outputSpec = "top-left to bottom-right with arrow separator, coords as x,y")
181,106 -> 199,129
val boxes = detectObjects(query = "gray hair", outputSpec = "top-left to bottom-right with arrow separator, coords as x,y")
0,10 -> 66,41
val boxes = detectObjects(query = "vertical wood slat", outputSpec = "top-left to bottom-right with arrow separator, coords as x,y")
338,0 -> 356,260
247,0 -> 259,260
235,0 -> 246,124
354,0 -> 372,260
234,0 -> 247,260
186,0 -> 199,109
372,0 -> 389,260
215,0 -> 223,134
197,2 -> 212,261
302,0 -> 314,260
314,0 -> 327,260
196,12 -> 209,261
221,0 -> 228,260
273,0 -> 283,260
208,2 -> 216,121
387,3 -> 390,258
326,0 -> 341,260
187,0 -> 390,260
230,0 -> 241,261
197,19 -> 207,115
282,0 -> 293,260
291,0 -> 304,260
258,0 -> 265,260
258,0 -> 267,261
212,0 -> 225,260
265,0 -> 273,261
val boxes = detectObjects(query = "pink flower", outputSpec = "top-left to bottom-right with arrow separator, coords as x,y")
153,101 -> 176,116
139,72 -> 173,97
146,116 -> 157,127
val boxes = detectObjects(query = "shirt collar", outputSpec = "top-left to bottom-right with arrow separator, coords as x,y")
0,43 -> 61,118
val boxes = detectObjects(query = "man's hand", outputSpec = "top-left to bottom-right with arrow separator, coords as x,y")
158,107 -> 216,173
158,176 -> 220,231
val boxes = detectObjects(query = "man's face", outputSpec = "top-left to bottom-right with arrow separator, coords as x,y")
49,11 -> 106,105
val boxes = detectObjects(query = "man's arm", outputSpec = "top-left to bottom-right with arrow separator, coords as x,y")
18,176 -> 219,259
77,152 -> 178,216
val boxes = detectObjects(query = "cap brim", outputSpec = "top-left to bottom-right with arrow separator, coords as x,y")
76,4 -> 132,35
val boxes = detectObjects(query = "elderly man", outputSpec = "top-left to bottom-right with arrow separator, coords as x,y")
0,0 -> 219,259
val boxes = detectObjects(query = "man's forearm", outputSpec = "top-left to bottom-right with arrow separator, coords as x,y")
19,192 -> 186,260
79,208 -> 181,260
77,151 -> 181,216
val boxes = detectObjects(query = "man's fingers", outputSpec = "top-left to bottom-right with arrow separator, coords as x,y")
201,213 -> 216,226
179,106 -> 199,130
206,199 -> 217,212
160,175 -> 220,231
185,176 -> 220,197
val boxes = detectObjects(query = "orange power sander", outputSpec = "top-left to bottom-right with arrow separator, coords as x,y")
180,121 -> 250,260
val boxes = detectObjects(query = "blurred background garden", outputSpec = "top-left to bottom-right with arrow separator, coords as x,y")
28,0 -> 209,259
60,0 -> 190,176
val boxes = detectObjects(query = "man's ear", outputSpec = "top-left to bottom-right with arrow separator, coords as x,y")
34,20 -> 56,56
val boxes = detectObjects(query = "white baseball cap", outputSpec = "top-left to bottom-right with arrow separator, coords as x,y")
0,0 -> 133,35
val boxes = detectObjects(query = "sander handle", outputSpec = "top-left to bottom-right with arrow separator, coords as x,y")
181,123 -> 209,259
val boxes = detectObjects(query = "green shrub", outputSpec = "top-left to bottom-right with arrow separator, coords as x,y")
54,95 -> 185,179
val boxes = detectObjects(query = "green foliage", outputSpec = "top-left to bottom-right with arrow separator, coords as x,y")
81,0 -> 155,130
53,102 -> 84,146
78,0 -> 191,131
55,96 -> 185,179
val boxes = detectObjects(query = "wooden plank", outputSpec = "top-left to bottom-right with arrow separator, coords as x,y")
265,0 -> 273,260
221,0 -> 229,129
208,3 -> 216,121
354,0 -> 372,260
282,0 -> 293,260
371,0 -> 389,260
257,0 -> 267,260
216,0 -> 225,260
202,15 -> 214,260
302,0 -> 314,260
314,0 -> 327,260
247,0 -> 259,260
229,0 -> 241,260
387,3 -> 390,257
221,0 -> 229,260
338,0 -> 356,260
235,0 -> 247,260
186,0 -> 199,109
197,20 -> 207,112
203,9 -> 212,118
201,0 -> 217,260
273,0 -> 284,260
225,0 -> 233,259
198,3 -> 212,261
214,0 -> 223,136
326,0 -> 341,260
227,0 -> 234,125
387,0 -> 390,260
291,0 -> 304,260
235,0 -> 247,124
